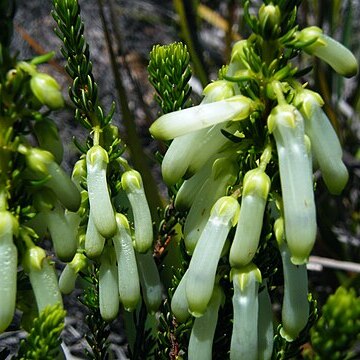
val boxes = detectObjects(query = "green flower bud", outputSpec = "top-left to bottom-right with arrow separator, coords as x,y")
121,170 -> 153,253
150,95 -> 255,140
268,104 -> 316,265
202,80 -> 235,102
299,26 -> 358,77
30,72 -> 64,109
258,4 -> 281,39
230,264 -> 262,360
59,253 -> 87,294
85,211 -> 105,259
186,196 -> 240,316
229,169 -> 270,267
86,145 -> 117,238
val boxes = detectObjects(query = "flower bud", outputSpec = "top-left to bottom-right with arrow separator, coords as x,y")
30,72 -> 64,109
230,264 -> 262,360
171,270 -> 191,323
268,104 -> 316,265
202,80 -> 235,102
186,196 -> 240,316
86,145 -> 117,238
258,4 -> 281,39
229,168 -> 270,267
299,26 -> 358,77
121,170 -> 153,253
59,253 -> 87,294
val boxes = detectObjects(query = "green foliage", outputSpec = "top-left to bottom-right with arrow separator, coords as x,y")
16,303 -> 66,360
148,42 -> 193,114
308,287 -> 360,360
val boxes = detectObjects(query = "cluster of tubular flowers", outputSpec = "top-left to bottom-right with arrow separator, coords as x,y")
150,20 -> 357,358
57,142 -> 162,320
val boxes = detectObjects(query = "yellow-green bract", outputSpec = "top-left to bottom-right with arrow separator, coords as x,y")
112,213 -> 140,312
229,168 -> 270,267
186,196 -> 240,317
230,264 -> 262,360
268,104 -> 316,265
86,145 -> 117,238
0,211 -> 18,333
121,170 -> 153,253
188,285 -> 224,360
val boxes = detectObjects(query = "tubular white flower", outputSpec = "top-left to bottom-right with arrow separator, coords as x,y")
0,212 -> 18,333
59,253 -> 87,295
171,269 -> 191,323
112,213 -> 140,312
136,251 -> 163,314
229,168 -> 270,267
230,264 -> 262,360
85,211 -> 105,259
121,170 -> 153,253
99,244 -> 119,321
86,145 -> 117,238
268,104 -> 316,265
295,89 -> 348,194
149,95 -> 255,140
183,158 -> 238,254
186,196 -> 240,316
188,284 -> 224,360
300,26 -> 358,78
258,283 -> 274,360
275,217 -> 309,341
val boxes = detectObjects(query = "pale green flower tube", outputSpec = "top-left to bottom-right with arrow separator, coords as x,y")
136,251 -> 163,314
174,156 -> 214,211
183,157 -> 238,254
85,211 -> 105,259
274,217 -> 309,342
229,168 -> 270,267
99,244 -> 119,321
268,104 -> 316,265
0,211 -> 18,333
161,80 -> 235,185
112,213 -> 140,312
186,196 -> 240,316
149,95 -> 254,140
59,253 -> 87,294
23,147 -> 81,212
86,145 -> 117,238
295,89 -> 348,194
121,170 -> 153,253
299,26 -> 358,78
188,284 -> 224,360
258,283 -> 274,360
230,264 -> 262,360
33,190 -> 77,262
23,245 -> 63,312
171,269 -> 190,323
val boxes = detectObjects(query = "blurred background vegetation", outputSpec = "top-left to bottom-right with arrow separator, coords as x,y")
1,0 -> 359,358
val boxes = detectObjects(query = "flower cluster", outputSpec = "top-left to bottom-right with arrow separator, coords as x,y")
150,2 -> 358,358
